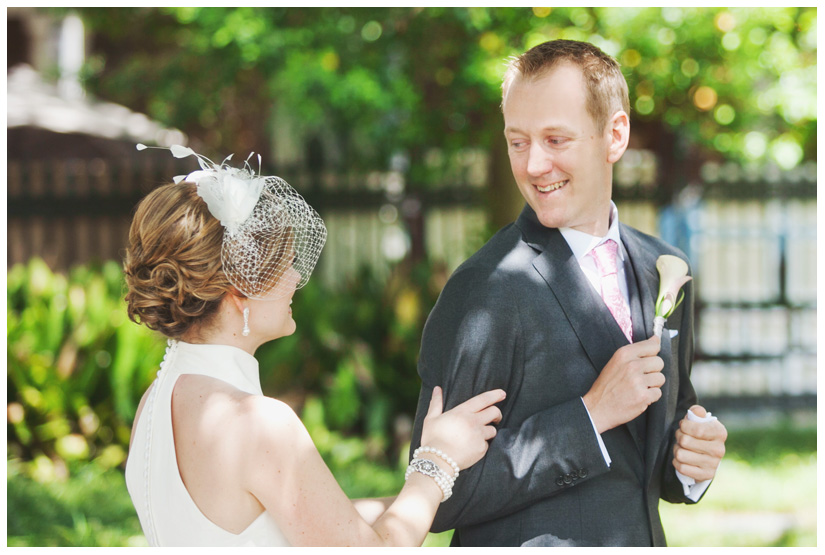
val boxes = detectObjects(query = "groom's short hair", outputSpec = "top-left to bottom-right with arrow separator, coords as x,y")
501,39 -> 630,132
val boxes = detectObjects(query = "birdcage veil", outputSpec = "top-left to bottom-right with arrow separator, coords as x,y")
137,143 -> 327,300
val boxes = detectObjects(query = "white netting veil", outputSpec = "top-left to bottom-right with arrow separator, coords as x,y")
221,176 -> 327,299
137,143 -> 327,300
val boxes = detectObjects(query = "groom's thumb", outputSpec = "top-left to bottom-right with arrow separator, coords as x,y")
689,404 -> 708,418
427,386 -> 444,418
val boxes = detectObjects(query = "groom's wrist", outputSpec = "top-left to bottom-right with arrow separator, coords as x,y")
582,393 -> 607,434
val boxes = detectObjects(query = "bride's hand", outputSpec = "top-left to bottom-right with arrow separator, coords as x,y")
420,386 -> 505,471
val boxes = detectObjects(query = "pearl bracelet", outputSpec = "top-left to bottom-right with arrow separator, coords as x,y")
405,458 -> 453,502
413,445 -> 460,480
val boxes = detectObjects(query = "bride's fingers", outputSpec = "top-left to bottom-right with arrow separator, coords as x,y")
426,386 -> 443,418
457,389 -> 506,413
476,405 -> 503,425
483,425 -> 498,441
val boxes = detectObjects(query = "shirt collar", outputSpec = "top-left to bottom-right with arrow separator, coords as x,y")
559,202 -> 624,263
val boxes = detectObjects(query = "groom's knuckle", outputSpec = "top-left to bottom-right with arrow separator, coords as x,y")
614,348 -> 631,365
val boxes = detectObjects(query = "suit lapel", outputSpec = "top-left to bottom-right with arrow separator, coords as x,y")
517,206 -> 628,377
622,256 -> 647,455
621,225 -> 658,339
621,225 -> 670,477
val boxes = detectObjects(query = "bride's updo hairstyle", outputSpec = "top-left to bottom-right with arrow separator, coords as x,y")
125,144 -> 327,339
124,182 -> 232,339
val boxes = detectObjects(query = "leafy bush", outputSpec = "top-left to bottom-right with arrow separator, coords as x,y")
255,261 -> 449,452
7,258 -> 167,472
7,257 -> 447,475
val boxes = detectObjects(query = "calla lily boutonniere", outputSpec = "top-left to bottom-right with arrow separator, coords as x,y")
653,255 -> 692,337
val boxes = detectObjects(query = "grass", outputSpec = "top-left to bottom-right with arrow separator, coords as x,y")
6,423 -> 816,547
659,452 -> 816,546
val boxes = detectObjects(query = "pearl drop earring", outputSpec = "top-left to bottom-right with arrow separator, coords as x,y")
242,307 -> 250,337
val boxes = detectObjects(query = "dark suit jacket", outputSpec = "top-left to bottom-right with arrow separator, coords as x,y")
409,204 -> 703,546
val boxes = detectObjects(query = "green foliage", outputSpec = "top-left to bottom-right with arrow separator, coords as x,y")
722,422 -> 816,466
7,257 -> 444,473
255,259 -> 447,455
7,459 -> 146,547
67,7 -> 815,181
7,258 -> 167,469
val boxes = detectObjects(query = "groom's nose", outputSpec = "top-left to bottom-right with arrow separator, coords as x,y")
526,143 -> 553,177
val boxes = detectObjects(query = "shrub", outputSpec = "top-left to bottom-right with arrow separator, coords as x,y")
7,257 -> 447,475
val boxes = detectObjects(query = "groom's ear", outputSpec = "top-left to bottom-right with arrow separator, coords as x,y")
606,110 -> 630,164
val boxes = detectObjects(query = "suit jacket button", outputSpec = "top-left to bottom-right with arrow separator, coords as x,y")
556,477 -> 565,487
571,470 -> 579,480
578,468 -> 588,478
563,474 -> 573,484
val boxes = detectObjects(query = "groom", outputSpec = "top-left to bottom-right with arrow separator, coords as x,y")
409,40 -> 727,546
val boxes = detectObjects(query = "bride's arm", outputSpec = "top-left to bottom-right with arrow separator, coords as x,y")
239,388 -> 503,547
353,497 -> 395,525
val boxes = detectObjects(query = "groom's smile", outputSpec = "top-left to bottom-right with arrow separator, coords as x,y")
535,179 -> 568,194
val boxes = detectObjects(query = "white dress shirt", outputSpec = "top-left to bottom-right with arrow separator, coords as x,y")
559,202 -> 709,501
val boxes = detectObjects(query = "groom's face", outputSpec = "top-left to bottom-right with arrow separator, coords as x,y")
503,62 -> 616,236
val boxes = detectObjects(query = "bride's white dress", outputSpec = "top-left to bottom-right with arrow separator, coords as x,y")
125,340 -> 290,546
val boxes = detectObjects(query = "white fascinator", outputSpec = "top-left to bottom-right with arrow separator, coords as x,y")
137,143 -> 327,300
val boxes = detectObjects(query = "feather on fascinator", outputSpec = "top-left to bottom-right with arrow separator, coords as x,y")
137,143 -> 327,300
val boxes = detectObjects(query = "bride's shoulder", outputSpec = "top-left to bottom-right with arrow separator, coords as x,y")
238,395 -> 308,444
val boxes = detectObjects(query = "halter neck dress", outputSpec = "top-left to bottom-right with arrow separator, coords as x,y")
125,340 -> 290,546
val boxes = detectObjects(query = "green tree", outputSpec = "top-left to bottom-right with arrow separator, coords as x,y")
69,7 -> 815,226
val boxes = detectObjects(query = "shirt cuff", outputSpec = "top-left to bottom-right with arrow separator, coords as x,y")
676,472 -> 712,501
581,397 -> 611,467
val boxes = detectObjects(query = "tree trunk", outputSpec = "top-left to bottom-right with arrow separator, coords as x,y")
487,137 -> 523,231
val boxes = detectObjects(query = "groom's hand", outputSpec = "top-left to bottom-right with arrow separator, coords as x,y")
672,405 -> 727,482
583,336 -> 664,434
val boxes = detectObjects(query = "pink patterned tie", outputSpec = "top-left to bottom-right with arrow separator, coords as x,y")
591,239 -> 633,342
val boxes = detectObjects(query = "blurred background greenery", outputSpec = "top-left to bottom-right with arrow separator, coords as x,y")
6,6 -> 817,547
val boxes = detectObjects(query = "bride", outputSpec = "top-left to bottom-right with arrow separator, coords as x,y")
123,145 -> 505,546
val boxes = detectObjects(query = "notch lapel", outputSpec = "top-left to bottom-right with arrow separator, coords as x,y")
621,225 -> 671,477
517,206 -> 629,377
623,254 -> 647,454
